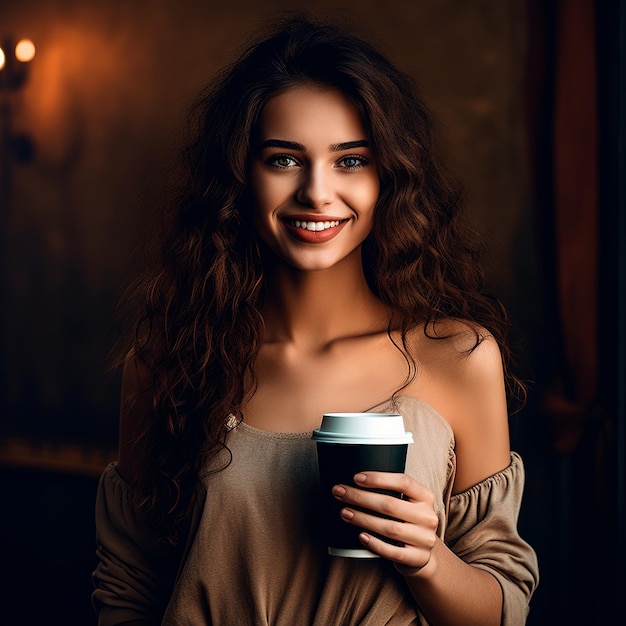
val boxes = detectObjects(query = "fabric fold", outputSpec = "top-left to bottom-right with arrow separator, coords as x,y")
92,464 -> 183,625
445,453 -> 540,625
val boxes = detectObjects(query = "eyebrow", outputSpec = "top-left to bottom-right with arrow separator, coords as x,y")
259,139 -> 370,152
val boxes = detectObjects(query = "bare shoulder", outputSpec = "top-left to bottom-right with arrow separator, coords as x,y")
117,351 -> 155,484
410,319 -> 512,493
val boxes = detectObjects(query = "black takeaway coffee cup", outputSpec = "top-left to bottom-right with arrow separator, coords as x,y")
312,412 -> 414,558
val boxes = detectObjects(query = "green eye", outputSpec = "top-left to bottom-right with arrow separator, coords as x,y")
268,154 -> 298,168
338,155 -> 368,170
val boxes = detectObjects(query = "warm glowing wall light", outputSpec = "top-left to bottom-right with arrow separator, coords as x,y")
15,39 -> 35,63
0,47 -> 5,70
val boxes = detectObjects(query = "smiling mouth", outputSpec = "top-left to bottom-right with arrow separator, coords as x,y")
285,219 -> 347,232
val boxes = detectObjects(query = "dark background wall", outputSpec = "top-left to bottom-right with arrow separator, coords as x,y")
0,1 -> 621,624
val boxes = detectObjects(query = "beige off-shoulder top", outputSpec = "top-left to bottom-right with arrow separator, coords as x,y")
92,397 -> 539,625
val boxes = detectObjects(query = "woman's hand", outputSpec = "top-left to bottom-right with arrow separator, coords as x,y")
332,472 -> 439,576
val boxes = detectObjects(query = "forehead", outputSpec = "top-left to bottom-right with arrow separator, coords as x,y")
258,85 -> 367,144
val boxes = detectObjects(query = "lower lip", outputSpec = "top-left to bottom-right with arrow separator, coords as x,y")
282,220 -> 349,243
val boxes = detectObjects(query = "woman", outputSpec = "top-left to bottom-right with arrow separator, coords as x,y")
93,16 -> 539,625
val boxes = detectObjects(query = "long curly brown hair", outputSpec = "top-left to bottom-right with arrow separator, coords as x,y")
116,15 -> 524,543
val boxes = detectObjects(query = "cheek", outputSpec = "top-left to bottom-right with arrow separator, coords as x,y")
249,172 -> 273,222
250,170 -> 292,216
351,176 -> 380,213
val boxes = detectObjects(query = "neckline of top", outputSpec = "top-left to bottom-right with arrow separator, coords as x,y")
234,396 -> 452,439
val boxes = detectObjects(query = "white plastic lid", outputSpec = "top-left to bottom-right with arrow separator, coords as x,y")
311,412 -> 414,445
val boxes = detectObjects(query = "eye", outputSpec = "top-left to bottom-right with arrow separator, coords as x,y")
267,154 -> 299,169
336,155 -> 369,170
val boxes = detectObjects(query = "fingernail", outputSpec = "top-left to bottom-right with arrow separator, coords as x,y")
354,473 -> 367,484
332,485 -> 346,497
360,533 -> 370,544
341,508 -> 354,520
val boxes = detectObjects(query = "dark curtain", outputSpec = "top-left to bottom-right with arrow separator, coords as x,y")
526,0 -> 624,622
528,0 -> 599,452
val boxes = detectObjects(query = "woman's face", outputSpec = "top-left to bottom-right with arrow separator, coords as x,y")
249,84 -> 380,272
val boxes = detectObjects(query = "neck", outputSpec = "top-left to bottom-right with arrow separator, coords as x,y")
262,250 -> 389,349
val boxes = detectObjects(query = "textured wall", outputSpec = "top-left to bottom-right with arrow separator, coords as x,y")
0,0 -> 530,443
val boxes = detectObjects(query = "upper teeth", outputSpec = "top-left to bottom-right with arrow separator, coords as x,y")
289,220 -> 341,231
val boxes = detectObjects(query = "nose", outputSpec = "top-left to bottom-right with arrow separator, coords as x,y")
296,165 -> 335,208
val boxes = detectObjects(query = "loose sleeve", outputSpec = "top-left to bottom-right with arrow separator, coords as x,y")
445,452 -> 539,626
91,463 -> 183,625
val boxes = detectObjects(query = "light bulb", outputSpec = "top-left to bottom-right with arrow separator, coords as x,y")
15,39 -> 35,63
0,47 -> 5,70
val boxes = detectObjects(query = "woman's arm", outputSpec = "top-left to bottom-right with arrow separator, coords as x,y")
117,352 -> 154,484
93,354 -> 179,625
332,332 -> 525,625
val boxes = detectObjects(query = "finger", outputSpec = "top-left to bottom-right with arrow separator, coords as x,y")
352,471 -> 434,504
333,484 -> 416,523
340,502 -> 438,546
332,483 -> 436,528
357,531 -> 434,570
